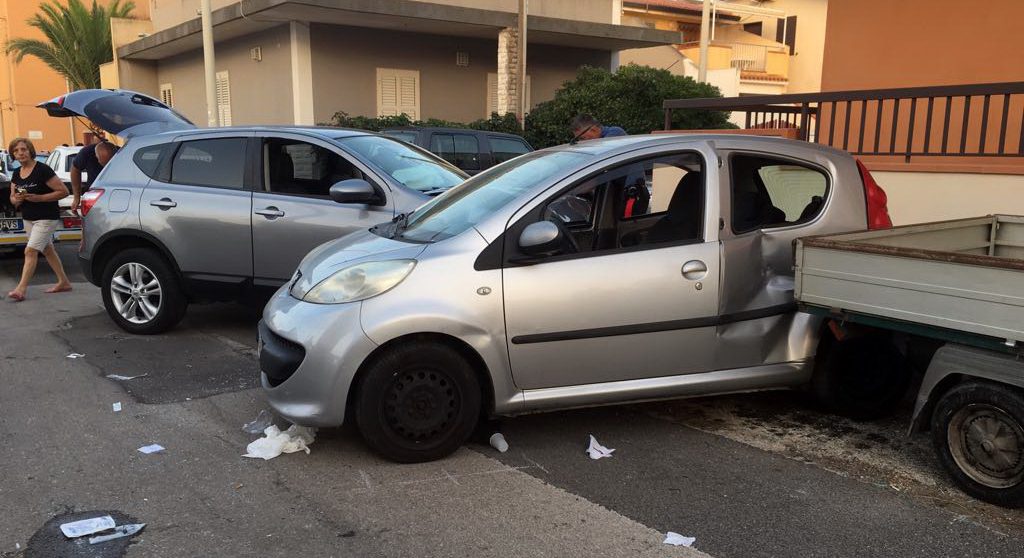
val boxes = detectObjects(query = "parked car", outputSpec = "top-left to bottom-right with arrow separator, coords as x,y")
382,127 -> 532,175
44,145 -> 83,188
259,133 -> 896,463
39,89 -> 467,334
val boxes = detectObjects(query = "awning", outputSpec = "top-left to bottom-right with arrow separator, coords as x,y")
119,0 -> 682,61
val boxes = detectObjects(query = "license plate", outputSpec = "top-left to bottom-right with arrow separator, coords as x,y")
0,218 -> 23,232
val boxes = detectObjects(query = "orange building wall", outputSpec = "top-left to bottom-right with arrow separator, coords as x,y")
821,0 -> 1024,91
0,0 -> 150,150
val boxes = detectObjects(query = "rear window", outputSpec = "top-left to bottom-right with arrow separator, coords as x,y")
489,136 -> 531,164
133,143 -> 173,180
169,138 -> 246,189
430,133 -> 480,171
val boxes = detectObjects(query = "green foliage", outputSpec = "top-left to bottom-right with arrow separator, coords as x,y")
327,64 -> 734,148
6,0 -> 135,91
524,64 -> 734,148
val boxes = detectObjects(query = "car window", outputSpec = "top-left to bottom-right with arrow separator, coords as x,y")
730,154 -> 828,233
429,133 -> 480,171
382,131 -> 418,144
541,152 -> 704,255
134,143 -> 173,180
64,155 -> 76,173
397,150 -> 591,243
489,137 -> 531,164
170,138 -> 246,189
263,139 -> 365,197
334,135 -> 465,193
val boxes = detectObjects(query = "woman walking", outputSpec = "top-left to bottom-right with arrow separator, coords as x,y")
7,137 -> 72,302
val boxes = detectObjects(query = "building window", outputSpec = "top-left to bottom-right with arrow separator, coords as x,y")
776,16 -> 797,54
486,72 -> 531,118
376,68 -> 420,120
215,71 -> 232,126
159,83 -> 173,108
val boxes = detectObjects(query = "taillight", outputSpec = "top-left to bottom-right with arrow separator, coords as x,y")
62,216 -> 82,228
856,159 -> 892,230
81,188 -> 105,217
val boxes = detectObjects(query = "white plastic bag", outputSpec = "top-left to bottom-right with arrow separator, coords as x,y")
243,424 -> 316,460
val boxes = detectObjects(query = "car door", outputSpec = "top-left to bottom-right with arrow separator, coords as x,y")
140,135 -> 254,285
503,148 -> 722,390
251,134 -> 395,286
428,132 -> 483,175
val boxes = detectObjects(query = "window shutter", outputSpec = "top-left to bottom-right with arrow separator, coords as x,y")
215,71 -> 232,126
159,83 -> 174,108
377,68 -> 419,120
486,73 -> 531,118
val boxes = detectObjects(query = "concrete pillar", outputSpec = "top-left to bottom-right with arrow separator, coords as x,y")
290,21 -> 315,126
497,27 -> 520,117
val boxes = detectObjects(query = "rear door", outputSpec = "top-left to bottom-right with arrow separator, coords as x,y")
251,133 -> 394,286
428,132 -> 483,175
38,89 -> 194,140
139,135 -> 254,286
488,135 -> 532,168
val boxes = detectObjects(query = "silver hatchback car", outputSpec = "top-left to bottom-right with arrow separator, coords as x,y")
260,134 -> 895,463
40,89 -> 466,334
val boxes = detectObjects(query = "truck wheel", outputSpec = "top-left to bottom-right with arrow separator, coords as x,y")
811,333 -> 909,420
355,341 -> 481,463
100,247 -> 187,335
931,381 -> 1024,508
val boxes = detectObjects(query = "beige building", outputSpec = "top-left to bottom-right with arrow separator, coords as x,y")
103,0 -> 679,128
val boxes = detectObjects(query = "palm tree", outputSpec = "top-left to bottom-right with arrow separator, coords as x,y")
7,0 -> 135,91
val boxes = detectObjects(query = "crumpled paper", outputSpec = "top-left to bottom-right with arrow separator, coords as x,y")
663,532 -> 696,547
244,424 -> 316,460
586,435 -> 615,459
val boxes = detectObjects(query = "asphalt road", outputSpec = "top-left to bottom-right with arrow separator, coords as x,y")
2,243 -> 1023,557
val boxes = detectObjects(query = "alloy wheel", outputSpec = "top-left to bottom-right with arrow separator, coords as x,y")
109,262 -> 163,324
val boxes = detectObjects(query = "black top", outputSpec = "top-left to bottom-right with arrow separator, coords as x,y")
74,143 -> 103,188
14,162 -> 59,221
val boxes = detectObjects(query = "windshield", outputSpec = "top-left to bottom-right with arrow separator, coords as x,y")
335,135 -> 465,193
395,150 -> 591,243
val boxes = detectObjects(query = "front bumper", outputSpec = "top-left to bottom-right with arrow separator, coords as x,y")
259,287 -> 378,427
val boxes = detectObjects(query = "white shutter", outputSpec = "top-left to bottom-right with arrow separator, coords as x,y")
377,68 -> 419,120
215,71 -> 232,126
486,73 -> 531,118
159,83 -> 174,108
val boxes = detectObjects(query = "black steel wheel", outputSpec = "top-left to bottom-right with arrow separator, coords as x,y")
355,341 -> 481,463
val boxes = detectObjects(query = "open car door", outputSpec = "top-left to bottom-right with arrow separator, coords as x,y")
38,89 -> 195,140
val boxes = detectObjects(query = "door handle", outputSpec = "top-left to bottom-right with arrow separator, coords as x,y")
150,198 -> 177,209
255,207 -> 285,219
681,260 -> 708,281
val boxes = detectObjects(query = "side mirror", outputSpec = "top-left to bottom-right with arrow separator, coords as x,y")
518,221 -> 563,256
329,179 -> 383,206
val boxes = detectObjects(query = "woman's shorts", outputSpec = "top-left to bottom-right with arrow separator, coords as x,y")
24,219 -> 58,252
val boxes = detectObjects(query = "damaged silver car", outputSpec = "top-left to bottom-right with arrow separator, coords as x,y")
259,134 -> 897,462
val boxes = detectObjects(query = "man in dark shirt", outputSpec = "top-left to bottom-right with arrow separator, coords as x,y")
570,114 -> 627,141
70,141 -> 116,213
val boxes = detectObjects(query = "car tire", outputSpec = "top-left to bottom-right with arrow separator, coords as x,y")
100,247 -> 187,335
811,332 -> 910,420
931,381 -> 1024,508
355,341 -> 481,463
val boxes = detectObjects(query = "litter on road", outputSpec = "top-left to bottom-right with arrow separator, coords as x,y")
137,444 -> 165,454
106,374 -> 148,381
663,532 -> 696,547
89,523 -> 145,545
586,435 -> 615,459
65,353 -> 86,359
242,410 -> 275,434
244,424 -> 316,460
59,516 -> 116,538
112,402 -> 122,412
489,432 -> 509,453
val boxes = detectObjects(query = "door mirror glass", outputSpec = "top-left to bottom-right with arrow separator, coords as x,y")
518,221 -> 562,256
329,179 -> 381,205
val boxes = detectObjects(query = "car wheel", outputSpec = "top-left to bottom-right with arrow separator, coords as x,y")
811,332 -> 910,420
355,341 -> 481,463
100,247 -> 187,335
932,381 -> 1024,508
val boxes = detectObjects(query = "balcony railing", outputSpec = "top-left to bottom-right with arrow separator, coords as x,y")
679,40 -> 787,73
662,82 -> 1024,163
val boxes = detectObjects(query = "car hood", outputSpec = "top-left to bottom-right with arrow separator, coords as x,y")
291,228 -> 428,292
38,89 -> 195,140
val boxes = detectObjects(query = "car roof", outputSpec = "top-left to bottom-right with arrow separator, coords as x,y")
382,126 -> 528,139
545,133 -> 852,159
164,126 -> 377,140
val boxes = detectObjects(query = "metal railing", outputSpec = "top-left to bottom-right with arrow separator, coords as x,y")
663,82 -> 1024,162
679,41 -> 786,73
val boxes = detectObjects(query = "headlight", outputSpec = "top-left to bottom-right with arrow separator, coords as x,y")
294,260 -> 416,304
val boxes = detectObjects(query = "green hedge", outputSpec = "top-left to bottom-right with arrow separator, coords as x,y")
326,64 -> 734,149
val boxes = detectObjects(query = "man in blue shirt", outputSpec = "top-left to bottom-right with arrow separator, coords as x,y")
70,141 -> 116,213
570,114 -> 627,141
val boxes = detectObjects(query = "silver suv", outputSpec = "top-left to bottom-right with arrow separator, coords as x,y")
40,89 -> 466,334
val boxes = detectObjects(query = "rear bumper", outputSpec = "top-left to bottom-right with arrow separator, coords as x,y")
79,253 -> 95,284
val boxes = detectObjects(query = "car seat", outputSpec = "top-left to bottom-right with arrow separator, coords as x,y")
646,172 -> 703,244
